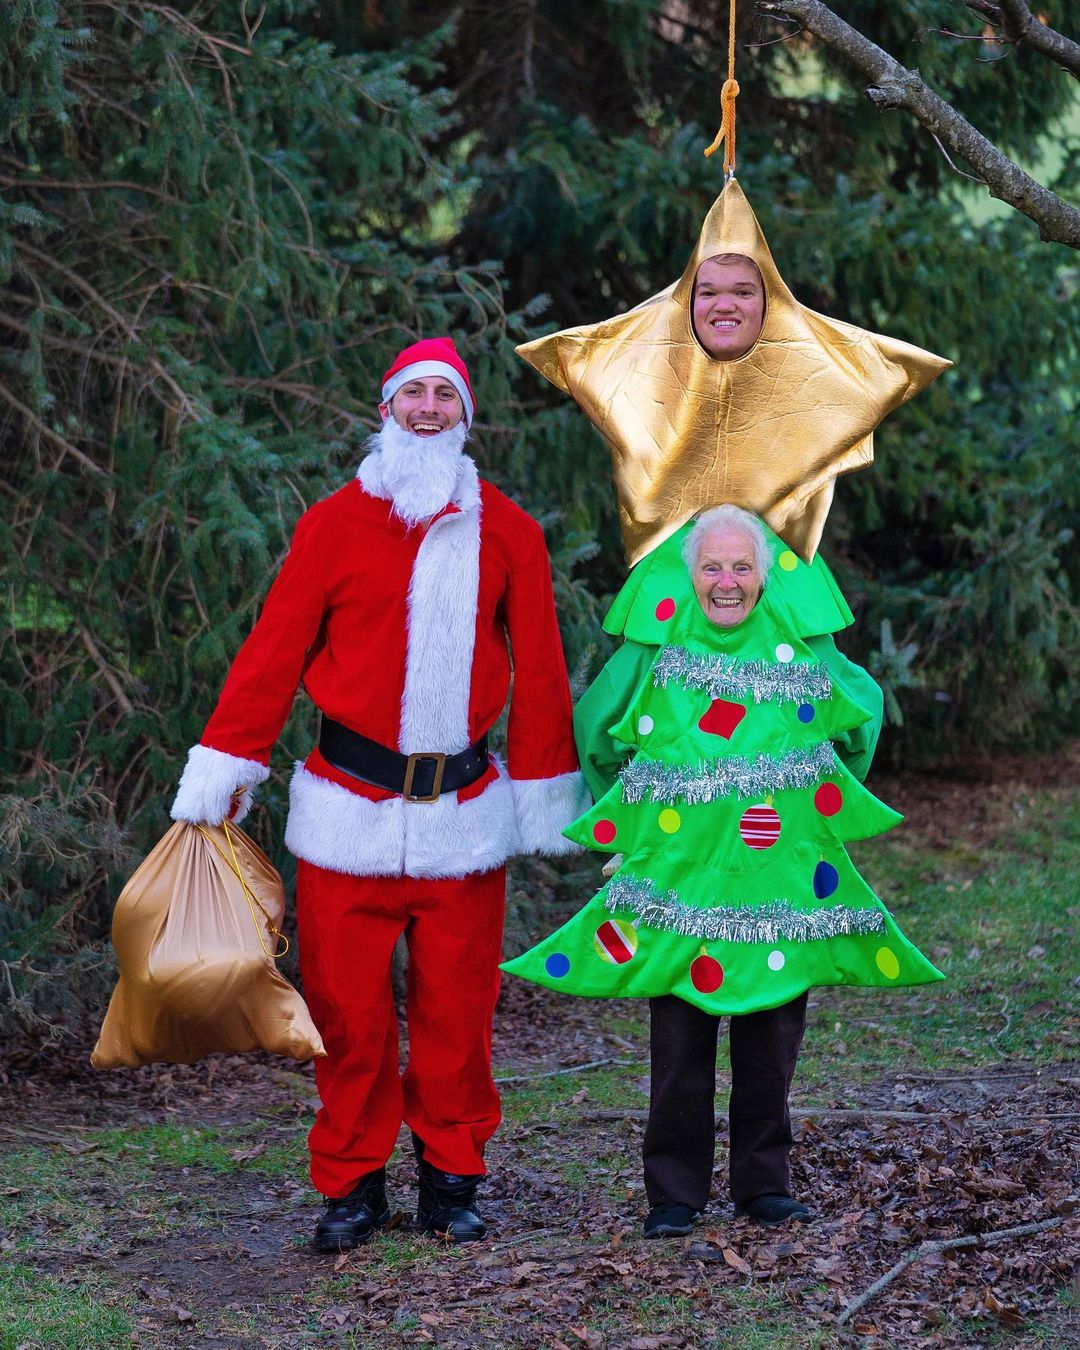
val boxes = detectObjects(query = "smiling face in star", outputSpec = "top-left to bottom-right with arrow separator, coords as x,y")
691,255 -> 766,362
690,525 -> 764,627
381,376 -> 465,436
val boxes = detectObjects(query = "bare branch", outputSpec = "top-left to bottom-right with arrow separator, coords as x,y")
980,0 -> 1080,78
0,172 -> 178,202
757,0 -> 1080,247
837,1216 -> 1066,1326
0,381 -> 106,477
78,627 -> 135,717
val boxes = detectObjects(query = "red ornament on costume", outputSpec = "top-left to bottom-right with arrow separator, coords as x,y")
691,953 -> 724,993
739,803 -> 782,849
814,783 -> 843,817
594,919 -> 638,965
698,698 -> 746,739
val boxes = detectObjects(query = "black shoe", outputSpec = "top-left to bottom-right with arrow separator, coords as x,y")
313,1169 -> 391,1252
734,1194 -> 811,1225
643,1203 -> 702,1238
416,1160 -> 487,1243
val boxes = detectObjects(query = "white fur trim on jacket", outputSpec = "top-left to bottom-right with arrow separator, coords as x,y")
511,771 -> 591,856
284,759 -> 520,879
170,743 -> 270,826
399,470 -> 481,755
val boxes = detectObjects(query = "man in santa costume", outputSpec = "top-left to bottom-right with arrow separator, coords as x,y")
171,338 -> 587,1249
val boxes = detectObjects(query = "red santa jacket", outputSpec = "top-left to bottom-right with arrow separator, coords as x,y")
171,455 -> 588,879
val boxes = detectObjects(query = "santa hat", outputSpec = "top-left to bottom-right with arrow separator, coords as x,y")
380,337 -> 476,427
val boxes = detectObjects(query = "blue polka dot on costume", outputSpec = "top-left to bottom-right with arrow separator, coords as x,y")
797,703 -> 815,724
545,953 -> 571,979
813,861 -> 840,899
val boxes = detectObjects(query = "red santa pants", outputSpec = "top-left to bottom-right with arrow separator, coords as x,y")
295,859 -> 506,1199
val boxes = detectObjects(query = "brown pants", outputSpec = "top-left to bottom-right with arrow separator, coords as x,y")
642,992 -> 809,1211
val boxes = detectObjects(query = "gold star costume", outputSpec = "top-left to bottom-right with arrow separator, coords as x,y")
516,180 -> 951,564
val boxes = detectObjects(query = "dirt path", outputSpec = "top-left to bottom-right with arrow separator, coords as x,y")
2,999 -> 1077,1348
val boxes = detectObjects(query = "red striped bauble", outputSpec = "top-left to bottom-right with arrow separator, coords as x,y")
739,803 -> 781,849
593,919 -> 638,965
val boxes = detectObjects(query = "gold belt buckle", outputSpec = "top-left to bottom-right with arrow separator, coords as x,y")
403,752 -> 446,803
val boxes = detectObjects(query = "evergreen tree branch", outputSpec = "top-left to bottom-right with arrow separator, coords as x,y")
756,0 -> 1080,247
965,0 -> 1080,78
0,381 -> 106,478
13,240 -> 203,419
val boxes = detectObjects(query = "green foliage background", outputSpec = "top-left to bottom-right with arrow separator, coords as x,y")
1,0 -> 1077,1034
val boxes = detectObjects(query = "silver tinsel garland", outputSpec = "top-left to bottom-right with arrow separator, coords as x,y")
605,875 -> 885,944
620,741 -> 836,805
651,645 -> 833,704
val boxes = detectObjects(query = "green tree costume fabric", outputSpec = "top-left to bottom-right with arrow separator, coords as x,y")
502,522 -> 943,1015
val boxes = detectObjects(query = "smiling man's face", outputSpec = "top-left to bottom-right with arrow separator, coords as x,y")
691,256 -> 765,362
382,376 -> 465,436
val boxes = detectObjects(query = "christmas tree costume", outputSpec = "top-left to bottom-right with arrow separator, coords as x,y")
502,521 -> 942,1013
504,171 -> 950,1225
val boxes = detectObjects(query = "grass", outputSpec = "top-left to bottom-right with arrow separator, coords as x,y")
0,1264 -> 136,1348
0,1119 -> 309,1259
93,1120 -> 305,1175
499,1062 -> 648,1124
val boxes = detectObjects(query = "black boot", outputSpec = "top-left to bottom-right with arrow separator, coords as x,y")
733,1194 -> 811,1225
313,1169 -> 391,1252
416,1159 -> 487,1243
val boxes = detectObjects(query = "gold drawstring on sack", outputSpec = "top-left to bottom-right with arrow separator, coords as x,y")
196,812 -> 290,960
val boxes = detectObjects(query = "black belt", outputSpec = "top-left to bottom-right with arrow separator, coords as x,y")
318,717 -> 489,803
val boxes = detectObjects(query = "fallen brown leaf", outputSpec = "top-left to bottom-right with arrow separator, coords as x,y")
983,1287 -> 1024,1329
722,1246 -> 751,1275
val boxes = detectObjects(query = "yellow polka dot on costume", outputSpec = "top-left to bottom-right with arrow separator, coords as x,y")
778,550 -> 799,572
875,946 -> 900,980
658,808 -> 682,834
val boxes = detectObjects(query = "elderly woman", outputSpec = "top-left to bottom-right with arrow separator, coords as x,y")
502,504 -> 941,1237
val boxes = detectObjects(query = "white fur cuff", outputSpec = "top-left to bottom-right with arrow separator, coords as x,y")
511,771 -> 591,856
170,743 -> 270,826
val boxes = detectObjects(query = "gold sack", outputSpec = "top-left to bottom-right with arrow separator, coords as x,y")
92,819 -> 325,1068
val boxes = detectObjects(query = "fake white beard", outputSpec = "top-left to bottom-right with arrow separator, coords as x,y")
363,419 -> 470,526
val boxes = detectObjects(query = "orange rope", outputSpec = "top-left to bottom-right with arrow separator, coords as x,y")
196,817 -> 290,960
703,0 -> 739,175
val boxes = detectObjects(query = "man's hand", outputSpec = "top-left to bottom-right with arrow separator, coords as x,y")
170,745 -> 269,826
601,852 -> 624,878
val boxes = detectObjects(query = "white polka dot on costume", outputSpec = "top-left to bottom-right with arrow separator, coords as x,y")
658,808 -> 681,834
767,950 -> 786,972
775,643 -> 795,663
778,551 -> 799,572
638,715 -> 654,735
875,947 -> 900,980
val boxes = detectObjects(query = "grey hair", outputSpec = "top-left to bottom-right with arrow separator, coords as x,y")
681,505 -> 772,583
